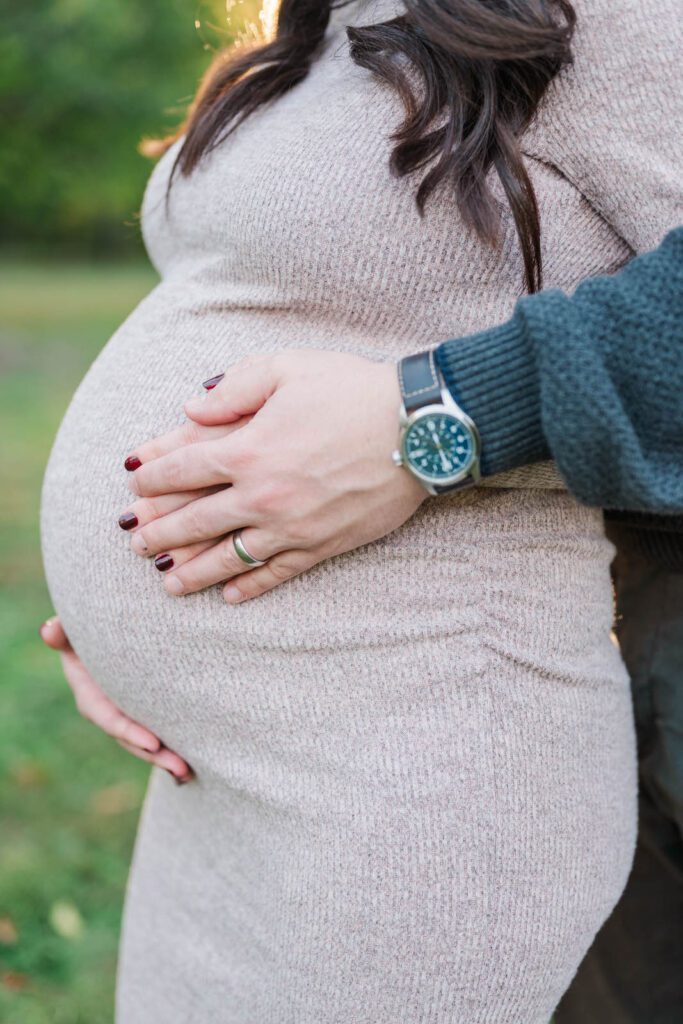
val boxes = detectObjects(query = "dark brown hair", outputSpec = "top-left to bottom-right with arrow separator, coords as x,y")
155,0 -> 576,292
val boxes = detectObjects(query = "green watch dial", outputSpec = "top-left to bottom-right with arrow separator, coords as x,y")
404,412 -> 476,481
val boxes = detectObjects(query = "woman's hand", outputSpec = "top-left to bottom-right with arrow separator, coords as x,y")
123,350 -> 427,603
40,617 -> 193,783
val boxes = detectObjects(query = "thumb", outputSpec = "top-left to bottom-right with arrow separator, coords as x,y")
39,616 -> 72,653
185,356 -> 280,426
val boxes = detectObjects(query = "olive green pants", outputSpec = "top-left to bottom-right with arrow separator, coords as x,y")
556,542 -> 683,1024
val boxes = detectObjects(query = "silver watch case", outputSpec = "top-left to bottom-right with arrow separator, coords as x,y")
392,385 -> 481,495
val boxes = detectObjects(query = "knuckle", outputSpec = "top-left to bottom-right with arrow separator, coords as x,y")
230,444 -> 255,475
281,516 -> 311,549
219,536 -> 240,572
163,456 -> 185,491
109,713 -> 127,739
181,501 -> 205,539
278,504 -> 312,547
268,556 -> 296,582
233,577 -> 255,598
248,478 -> 291,519
172,565 -> 196,592
134,497 -> 158,522
248,483 -> 277,518
183,418 -> 204,444
203,443 -> 232,483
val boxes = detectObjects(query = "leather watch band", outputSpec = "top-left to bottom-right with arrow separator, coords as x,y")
398,350 -> 442,415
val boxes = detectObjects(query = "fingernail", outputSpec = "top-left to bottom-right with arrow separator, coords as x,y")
165,769 -> 191,786
165,576 -> 185,596
155,554 -> 174,572
118,512 -> 138,531
224,584 -> 245,604
124,455 -> 141,472
202,373 -> 224,390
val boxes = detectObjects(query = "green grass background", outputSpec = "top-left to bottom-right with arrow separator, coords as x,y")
0,262 -> 157,1022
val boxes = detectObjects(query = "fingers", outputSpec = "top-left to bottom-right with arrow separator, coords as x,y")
147,539 -> 218,573
41,622 -> 193,782
123,416 -> 250,471
40,616 -> 158,751
162,529 -> 278,597
39,616 -> 71,652
118,486 -> 225,534
128,432 -> 251,497
117,740 -> 193,783
128,489 -> 244,557
185,354 -> 280,426
222,550 -> 318,604
59,650 -> 192,781
60,649 -> 161,753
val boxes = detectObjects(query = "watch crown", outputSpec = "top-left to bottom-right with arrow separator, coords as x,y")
392,449 -> 404,467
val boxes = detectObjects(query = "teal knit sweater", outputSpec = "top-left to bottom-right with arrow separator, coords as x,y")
435,227 -> 683,566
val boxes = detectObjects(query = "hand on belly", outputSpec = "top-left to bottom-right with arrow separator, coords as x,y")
39,617 -> 193,784
117,349 -> 426,604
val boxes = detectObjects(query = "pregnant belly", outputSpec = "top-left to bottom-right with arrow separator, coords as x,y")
41,284 -> 623,776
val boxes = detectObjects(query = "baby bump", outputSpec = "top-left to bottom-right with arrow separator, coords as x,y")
44,445 -> 624,756
41,283 -> 625,764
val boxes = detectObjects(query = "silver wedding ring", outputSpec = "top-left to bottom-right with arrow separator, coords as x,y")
233,529 -> 267,567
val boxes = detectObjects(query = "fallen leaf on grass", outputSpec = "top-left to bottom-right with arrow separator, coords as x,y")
49,900 -> 84,940
1,970 -> 29,991
0,917 -> 18,945
11,761 -> 49,789
90,781 -> 141,816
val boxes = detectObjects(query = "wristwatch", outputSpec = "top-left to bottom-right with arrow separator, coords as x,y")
392,350 -> 481,495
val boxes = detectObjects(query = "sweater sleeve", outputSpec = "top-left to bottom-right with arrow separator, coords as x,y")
434,226 -> 683,512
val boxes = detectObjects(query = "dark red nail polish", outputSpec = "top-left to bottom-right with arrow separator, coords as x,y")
202,373 -> 225,390
118,512 -> 138,531
166,769 -> 191,786
155,554 -> 174,572
124,455 -> 141,472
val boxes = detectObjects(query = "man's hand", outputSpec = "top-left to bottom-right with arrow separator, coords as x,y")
121,349 -> 427,603
40,617 -> 193,783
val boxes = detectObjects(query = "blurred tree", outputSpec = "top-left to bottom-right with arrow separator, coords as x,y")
0,0 -> 262,257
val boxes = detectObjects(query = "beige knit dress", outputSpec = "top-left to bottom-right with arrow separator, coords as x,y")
41,0 -> 682,1020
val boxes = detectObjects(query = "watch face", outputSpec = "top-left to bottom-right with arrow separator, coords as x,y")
404,412 -> 476,481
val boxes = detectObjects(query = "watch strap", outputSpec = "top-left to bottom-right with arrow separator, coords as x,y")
398,350 -> 442,415
431,476 -> 475,495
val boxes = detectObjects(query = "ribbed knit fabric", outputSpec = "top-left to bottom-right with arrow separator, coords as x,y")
39,0 -> 683,1019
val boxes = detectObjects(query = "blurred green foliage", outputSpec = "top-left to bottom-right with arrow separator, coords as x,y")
0,262 -> 158,1022
0,4 -> 266,1017
0,0 -> 261,258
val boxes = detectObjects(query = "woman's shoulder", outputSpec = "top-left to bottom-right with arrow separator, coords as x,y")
523,0 -> 683,253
